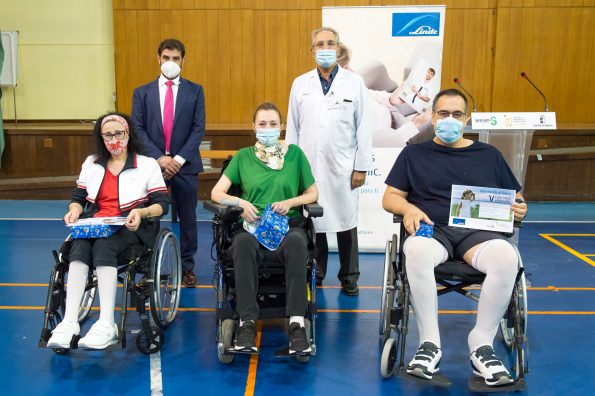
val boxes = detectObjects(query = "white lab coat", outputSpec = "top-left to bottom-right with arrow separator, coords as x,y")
286,66 -> 373,232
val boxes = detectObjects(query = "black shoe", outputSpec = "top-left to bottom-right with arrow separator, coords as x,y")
341,280 -> 359,296
288,322 -> 311,354
235,320 -> 257,351
182,269 -> 197,288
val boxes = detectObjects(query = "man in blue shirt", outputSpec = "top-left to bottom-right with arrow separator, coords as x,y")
382,89 -> 528,387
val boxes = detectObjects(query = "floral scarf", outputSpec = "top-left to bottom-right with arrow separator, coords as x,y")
254,141 -> 288,170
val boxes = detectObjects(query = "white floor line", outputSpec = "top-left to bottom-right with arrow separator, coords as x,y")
150,350 -> 164,396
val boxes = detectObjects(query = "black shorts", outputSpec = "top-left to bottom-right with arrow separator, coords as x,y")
432,225 -> 507,260
69,228 -> 143,268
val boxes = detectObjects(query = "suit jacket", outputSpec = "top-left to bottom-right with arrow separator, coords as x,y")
131,77 -> 205,175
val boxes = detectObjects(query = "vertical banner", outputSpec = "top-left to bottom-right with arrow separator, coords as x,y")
323,6 -> 445,251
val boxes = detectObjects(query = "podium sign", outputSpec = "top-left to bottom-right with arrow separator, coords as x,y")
471,112 -> 557,130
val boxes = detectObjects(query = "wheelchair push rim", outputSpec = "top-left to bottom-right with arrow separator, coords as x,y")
149,229 -> 182,329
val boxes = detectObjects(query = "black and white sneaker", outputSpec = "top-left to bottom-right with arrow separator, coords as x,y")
407,341 -> 442,379
470,345 -> 514,386
234,320 -> 257,352
288,322 -> 311,354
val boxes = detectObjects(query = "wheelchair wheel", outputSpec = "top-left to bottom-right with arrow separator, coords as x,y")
136,326 -> 165,355
296,319 -> 312,363
380,338 -> 397,378
379,236 -> 397,343
218,319 -> 235,364
149,229 -> 182,329
500,267 -> 528,349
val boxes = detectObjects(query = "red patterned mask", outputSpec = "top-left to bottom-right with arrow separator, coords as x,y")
105,137 -> 129,156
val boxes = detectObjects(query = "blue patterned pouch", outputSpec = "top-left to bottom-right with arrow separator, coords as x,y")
243,204 -> 289,250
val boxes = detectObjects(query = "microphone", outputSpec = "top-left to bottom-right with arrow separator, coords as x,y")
453,77 -> 477,112
520,71 -> 549,112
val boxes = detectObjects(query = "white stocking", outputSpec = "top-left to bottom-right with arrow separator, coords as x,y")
64,260 -> 89,323
468,239 -> 518,353
403,236 -> 448,347
96,266 -> 118,325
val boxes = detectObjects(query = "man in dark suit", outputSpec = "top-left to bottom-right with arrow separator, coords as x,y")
132,38 -> 205,287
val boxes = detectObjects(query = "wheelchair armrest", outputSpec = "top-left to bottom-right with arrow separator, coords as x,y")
393,214 -> 403,224
203,201 -> 244,222
304,203 -> 323,218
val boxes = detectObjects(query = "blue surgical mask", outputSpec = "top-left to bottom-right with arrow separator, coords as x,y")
435,117 -> 464,144
315,49 -> 337,69
256,128 -> 280,147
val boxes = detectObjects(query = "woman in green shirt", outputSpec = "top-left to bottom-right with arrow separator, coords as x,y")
211,102 -> 318,354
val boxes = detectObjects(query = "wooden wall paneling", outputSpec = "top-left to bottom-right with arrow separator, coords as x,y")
441,7 -> 496,112
206,9 -> 221,124
218,10 -> 233,123
491,7 -> 535,113
241,10 -> 255,123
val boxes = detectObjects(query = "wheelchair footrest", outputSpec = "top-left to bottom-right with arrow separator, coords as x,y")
274,346 -> 313,358
468,375 -> 525,393
226,346 -> 259,355
397,367 -> 452,387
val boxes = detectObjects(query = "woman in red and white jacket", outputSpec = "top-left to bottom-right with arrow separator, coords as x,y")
48,112 -> 169,350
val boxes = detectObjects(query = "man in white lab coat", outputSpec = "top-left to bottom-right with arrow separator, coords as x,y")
286,27 -> 373,296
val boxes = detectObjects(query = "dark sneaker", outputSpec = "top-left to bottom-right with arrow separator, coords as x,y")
235,320 -> 257,352
407,341 -> 442,380
470,345 -> 514,386
288,322 -> 311,354
341,280 -> 359,296
182,269 -> 197,288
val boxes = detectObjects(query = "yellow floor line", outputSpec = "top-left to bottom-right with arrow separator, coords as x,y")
244,321 -> 262,396
540,233 -> 595,267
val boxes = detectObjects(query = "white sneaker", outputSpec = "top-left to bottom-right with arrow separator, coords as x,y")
407,341 -> 442,379
47,320 -> 80,349
78,321 -> 118,350
470,345 -> 514,386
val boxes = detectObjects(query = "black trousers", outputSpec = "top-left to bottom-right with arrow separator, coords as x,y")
229,228 -> 308,322
315,227 -> 360,282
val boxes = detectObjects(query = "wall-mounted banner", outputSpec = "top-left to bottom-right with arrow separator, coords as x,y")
323,5 -> 445,251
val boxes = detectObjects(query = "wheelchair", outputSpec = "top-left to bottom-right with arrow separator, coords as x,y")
379,216 -> 529,392
39,227 -> 182,355
204,200 -> 323,364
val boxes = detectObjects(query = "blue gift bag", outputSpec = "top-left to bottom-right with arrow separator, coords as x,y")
244,204 -> 289,250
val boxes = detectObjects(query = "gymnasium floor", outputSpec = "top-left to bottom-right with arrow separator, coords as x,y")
1,201 -> 594,395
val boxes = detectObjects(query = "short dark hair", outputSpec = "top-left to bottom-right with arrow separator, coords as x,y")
158,38 -> 185,58
432,88 -> 468,113
93,112 -> 140,162
428,67 -> 436,75
252,102 -> 283,124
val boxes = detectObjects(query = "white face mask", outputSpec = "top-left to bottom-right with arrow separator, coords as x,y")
160,61 -> 181,79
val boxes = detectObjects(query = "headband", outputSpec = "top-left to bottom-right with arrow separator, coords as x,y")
101,114 -> 129,132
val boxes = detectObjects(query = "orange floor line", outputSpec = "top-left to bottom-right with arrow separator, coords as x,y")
1,306 -> 595,315
244,321 -> 262,396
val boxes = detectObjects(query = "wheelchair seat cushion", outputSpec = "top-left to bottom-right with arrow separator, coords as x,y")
434,260 -> 486,283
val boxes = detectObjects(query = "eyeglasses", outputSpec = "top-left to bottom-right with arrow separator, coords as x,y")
314,40 -> 337,49
101,130 -> 126,141
435,110 -> 466,120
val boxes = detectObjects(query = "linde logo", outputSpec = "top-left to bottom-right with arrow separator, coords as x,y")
392,12 -> 441,37
410,26 -> 438,35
